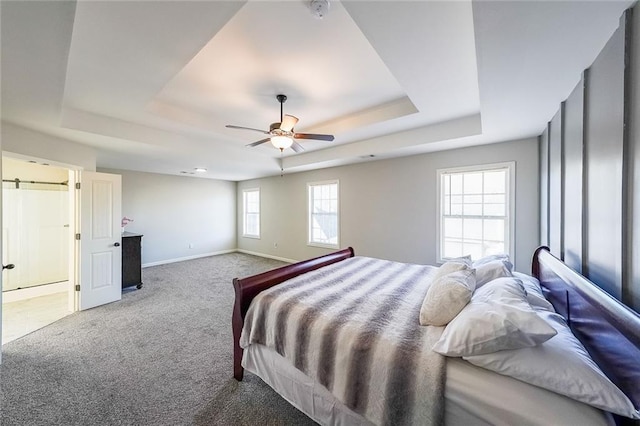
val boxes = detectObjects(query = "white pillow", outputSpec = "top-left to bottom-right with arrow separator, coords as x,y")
464,311 -> 640,419
448,255 -> 472,266
433,260 -> 471,282
513,271 -> 555,312
473,253 -> 513,269
432,277 -> 557,356
420,269 -> 475,326
474,259 -> 513,287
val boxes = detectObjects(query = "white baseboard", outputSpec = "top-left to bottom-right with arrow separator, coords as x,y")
142,249 -> 236,268
142,249 -> 296,268
2,281 -> 69,303
235,249 -> 296,264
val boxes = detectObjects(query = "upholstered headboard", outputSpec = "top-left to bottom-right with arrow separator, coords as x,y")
532,247 -> 640,425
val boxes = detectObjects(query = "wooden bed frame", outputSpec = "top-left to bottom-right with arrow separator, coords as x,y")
532,246 -> 640,425
232,247 -> 355,380
232,246 -> 640,423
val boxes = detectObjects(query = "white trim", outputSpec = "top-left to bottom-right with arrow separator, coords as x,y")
307,242 -> 340,249
436,161 -> 516,264
437,161 -> 514,175
2,281 -> 69,303
142,249 -> 297,268
142,250 -> 236,268
508,162 -> 516,265
236,249 -> 296,264
242,187 -> 261,239
436,170 -> 443,263
307,179 -> 340,249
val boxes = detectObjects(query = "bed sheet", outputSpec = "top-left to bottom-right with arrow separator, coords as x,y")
243,343 -> 612,426
240,256 -> 445,424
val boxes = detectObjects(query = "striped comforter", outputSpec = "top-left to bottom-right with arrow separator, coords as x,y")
240,256 -> 446,425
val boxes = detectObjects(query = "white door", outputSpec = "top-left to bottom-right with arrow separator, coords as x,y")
0,145 -> 3,362
78,171 -> 122,310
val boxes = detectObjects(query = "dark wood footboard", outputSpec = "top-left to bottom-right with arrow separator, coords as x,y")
232,247 -> 355,380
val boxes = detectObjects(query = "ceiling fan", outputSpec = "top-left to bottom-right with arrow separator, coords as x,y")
226,94 -> 335,152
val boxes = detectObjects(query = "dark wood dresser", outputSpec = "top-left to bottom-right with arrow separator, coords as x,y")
122,232 -> 143,289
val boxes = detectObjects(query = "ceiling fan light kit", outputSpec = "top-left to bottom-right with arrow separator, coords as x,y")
226,94 -> 335,152
271,135 -> 293,150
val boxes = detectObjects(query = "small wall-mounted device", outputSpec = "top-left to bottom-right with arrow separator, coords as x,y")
310,0 -> 330,19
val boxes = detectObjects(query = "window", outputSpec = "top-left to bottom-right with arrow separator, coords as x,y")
438,163 -> 514,262
242,188 -> 260,238
308,180 -> 339,248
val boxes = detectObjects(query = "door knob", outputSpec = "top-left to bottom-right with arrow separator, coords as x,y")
3,264 -> 15,270
114,242 -> 121,247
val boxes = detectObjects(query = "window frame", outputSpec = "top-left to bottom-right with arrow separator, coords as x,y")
242,187 -> 261,239
436,162 -> 515,264
307,179 -> 340,249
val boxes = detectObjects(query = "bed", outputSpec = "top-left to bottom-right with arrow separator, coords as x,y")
232,247 -> 640,425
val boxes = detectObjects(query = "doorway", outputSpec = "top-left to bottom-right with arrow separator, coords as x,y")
1,157 -> 75,344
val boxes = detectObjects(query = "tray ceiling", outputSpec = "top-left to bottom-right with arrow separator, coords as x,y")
0,1 -> 633,180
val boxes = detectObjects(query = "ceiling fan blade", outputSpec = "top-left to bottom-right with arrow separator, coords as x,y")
291,142 -> 305,153
293,133 -> 335,141
226,125 -> 269,134
246,138 -> 271,148
280,114 -> 299,132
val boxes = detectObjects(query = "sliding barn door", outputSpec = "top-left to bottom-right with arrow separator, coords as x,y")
78,171 -> 122,310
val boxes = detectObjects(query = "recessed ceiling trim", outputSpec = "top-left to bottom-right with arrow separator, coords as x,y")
301,96 -> 418,135
2,1 -> 633,182
283,113 -> 482,170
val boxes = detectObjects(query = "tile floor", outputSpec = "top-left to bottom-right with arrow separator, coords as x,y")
2,291 -> 71,345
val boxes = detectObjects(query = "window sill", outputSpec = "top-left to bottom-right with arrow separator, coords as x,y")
307,242 -> 339,249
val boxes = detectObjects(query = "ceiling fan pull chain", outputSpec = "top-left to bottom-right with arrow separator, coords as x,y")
280,149 -> 284,177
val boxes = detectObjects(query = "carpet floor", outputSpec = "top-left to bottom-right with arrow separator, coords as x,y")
0,253 -> 317,425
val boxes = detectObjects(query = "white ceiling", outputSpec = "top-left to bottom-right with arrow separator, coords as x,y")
0,0 -> 634,181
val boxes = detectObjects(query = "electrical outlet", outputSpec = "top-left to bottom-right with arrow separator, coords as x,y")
273,242 -> 278,249
189,243 -> 194,249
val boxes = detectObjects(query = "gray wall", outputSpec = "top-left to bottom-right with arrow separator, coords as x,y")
563,74 -> 585,273
548,110 -> 563,257
1,122 -> 96,170
539,126 -> 549,247
541,5 -> 639,310
100,168 -> 236,266
1,122 -> 237,267
584,19 -> 625,299
237,138 -> 539,273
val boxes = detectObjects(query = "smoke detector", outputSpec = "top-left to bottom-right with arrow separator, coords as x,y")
310,0 -> 330,19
